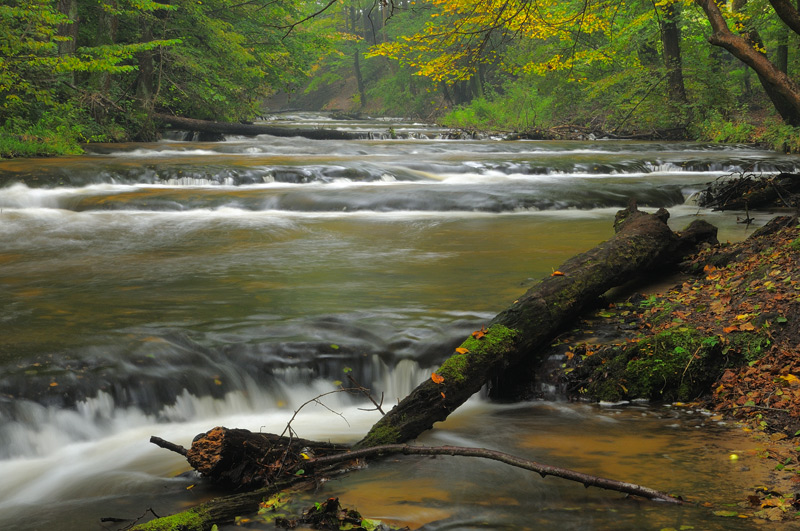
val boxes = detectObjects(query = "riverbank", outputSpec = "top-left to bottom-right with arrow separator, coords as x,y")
548,212 -> 800,521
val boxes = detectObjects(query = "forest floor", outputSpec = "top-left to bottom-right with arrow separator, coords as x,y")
546,213 -> 800,522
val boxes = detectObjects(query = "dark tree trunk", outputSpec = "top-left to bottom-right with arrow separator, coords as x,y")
56,0 -> 79,85
660,3 -> 687,105
355,206 -> 718,448
354,49 -> 367,108
57,0 -> 78,57
136,20 -> 155,110
152,113 -> 363,140
159,428 -> 351,489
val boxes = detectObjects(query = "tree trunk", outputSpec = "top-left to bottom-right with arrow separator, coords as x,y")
56,0 -> 78,57
136,19 -> 155,110
156,428 -> 352,489
769,0 -> 800,35
695,0 -> 800,125
56,0 -> 78,85
355,205 -> 717,448
152,113 -> 363,140
354,49 -> 367,108
660,3 -> 687,105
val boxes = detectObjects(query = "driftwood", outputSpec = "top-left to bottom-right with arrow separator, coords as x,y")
152,428 -> 351,489
355,205 -> 717,448
698,172 -> 800,211
136,205 -> 714,530
305,444 -> 682,503
152,113 -> 363,140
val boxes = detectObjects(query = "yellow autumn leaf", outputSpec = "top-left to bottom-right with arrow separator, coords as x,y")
455,347 -> 469,354
781,374 -> 800,385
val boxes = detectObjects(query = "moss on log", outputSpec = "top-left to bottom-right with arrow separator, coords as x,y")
131,478 -> 308,531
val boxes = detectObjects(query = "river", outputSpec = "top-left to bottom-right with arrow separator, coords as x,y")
0,113 -> 796,530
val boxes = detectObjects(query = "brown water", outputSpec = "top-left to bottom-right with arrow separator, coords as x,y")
0,113 -> 797,530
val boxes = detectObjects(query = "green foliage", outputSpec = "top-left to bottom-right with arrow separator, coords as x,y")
694,110 -> 756,144
577,327 -> 744,403
757,120 -> 800,153
0,0 -> 338,155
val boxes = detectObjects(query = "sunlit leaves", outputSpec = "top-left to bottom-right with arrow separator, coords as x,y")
367,0 -> 655,84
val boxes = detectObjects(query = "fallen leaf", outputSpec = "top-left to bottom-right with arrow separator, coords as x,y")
781,374 -> 800,385
440,392 -> 446,399
455,347 -> 469,354
551,270 -> 565,277
471,326 -> 488,339
431,372 -> 444,384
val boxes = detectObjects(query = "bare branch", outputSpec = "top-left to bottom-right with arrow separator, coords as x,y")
307,444 -> 683,504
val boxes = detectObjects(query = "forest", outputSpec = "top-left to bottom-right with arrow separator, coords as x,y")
3,0 -> 800,155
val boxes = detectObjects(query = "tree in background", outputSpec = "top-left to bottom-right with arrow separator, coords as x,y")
694,0 -> 800,126
357,0 -> 800,137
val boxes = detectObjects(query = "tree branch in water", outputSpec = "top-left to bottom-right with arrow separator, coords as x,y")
306,443 -> 682,504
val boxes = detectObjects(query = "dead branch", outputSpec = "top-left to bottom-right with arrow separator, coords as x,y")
305,444 -> 682,504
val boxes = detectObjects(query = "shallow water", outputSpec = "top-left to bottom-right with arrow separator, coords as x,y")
0,114 -> 795,529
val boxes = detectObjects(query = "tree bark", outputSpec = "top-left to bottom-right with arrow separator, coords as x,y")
355,205 -> 717,447
694,0 -> 800,125
152,113 -> 363,140
172,427 -> 351,489
769,0 -> 800,35
660,3 -> 687,105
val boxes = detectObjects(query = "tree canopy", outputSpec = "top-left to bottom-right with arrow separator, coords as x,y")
3,0 -> 800,155
0,0 -> 336,154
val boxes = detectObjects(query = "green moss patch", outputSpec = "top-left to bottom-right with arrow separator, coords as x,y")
437,325 -> 518,383
133,509 -> 207,531
570,327 -> 758,403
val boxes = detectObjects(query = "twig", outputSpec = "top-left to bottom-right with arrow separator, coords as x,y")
149,436 -> 187,456
305,444 -> 682,504
347,374 -> 386,415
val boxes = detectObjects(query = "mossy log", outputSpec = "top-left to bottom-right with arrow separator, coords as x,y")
152,113 -> 363,141
130,476 -> 311,531
136,205 -> 711,530
178,428 -> 350,489
354,205 -> 718,448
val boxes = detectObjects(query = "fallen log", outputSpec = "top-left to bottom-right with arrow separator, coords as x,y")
136,205 -> 713,530
152,113 -> 364,141
355,205 -> 717,448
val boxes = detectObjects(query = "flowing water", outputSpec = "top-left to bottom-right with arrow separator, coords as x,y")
1,113 -> 797,530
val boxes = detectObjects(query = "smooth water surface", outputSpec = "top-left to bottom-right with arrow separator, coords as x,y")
1,114 -> 796,529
